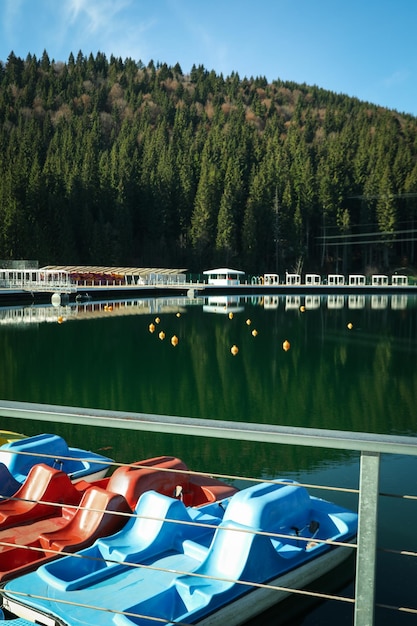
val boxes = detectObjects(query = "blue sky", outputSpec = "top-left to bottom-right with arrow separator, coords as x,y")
1,0 -> 416,116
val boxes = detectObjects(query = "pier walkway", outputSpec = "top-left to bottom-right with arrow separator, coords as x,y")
0,265 -> 416,305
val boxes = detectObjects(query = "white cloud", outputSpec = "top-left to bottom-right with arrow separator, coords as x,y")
66,0 -> 130,32
2,0 -> 24,41
60,0 -> 155,60
383,69 -> 410,88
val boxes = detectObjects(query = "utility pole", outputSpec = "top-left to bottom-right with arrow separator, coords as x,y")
274,187 -> 279,274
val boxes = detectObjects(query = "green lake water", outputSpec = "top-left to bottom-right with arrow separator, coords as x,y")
0,292 -> 416,624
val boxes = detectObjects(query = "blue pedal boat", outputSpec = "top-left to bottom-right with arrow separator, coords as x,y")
0,434 -> 113,485
2,481 -> 357,626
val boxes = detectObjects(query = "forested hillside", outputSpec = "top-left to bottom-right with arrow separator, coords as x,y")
1,50 -> 417,274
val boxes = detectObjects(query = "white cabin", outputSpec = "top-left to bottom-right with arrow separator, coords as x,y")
285,273 -> 301,286
203,268 -> 245,286
371,275 -> 389,286
391,275 -> 408,286
348,274 -> 366,286
263,273 -> 279,285
328,274 -> 345,286
305,273 -> 321,286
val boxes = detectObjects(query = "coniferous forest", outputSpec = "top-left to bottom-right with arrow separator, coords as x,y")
1,50 -> 417,275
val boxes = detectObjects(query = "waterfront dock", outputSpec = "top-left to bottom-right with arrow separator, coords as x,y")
0,265 -> 416,305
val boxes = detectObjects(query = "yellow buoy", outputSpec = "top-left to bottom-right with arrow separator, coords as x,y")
228,312 -> 234,319
282,339 -> 291,352
149,323 -> 155,333
155,317 -> 160,324
57,316 -> 64,324
300,305 -> 305,312
251,329 -> 258,337
347,322 -> 353,330
159,331 -> 165,340
176,312 -> 181,318
171,335 -> 179,347
246,319 -> 251,325
231,345 -> 239,356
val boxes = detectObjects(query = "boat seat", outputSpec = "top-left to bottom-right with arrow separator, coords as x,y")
222,481 -> 312,533
117,518 -> 282,622
38,490 -> 205,591
0,463 -> 21,499
39,487 -> 131,552
97,490 -> 199,563
175,519 -> 280,612
0,464 -> 82,529
0,434 -> 78,482
106,456 -> 190,510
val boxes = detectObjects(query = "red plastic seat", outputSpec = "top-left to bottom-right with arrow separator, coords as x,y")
0,464 -> 82,529
106,456 -> 190,509
39,487 -> 131,552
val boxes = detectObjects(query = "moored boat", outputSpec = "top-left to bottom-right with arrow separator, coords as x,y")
0,433 -> 113,484
88,454 -> 238,507
0,456 -> 237,583
2,481 -> 357,626
0,432 -> 25,447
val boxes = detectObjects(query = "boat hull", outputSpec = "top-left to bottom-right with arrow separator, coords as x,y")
195,542 -> 354,625
2,545 -> 354,626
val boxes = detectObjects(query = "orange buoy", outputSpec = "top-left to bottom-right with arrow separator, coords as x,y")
57,316 -> 64,324
149,323 -> 155,333
171,335 -> 179,347
159,331 -> 165,340
231,345 -> 239,356
282,339 -> 291,352
251,329 -> 258,337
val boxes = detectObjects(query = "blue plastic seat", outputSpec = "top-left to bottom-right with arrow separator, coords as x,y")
175,519 -> 279,612
38,490 -> 208,591
222,481 -> 311,532
0,435 -> 75,482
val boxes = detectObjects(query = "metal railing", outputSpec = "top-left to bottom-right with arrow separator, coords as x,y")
0,269 -> 75,293
0,400 -> 417,625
